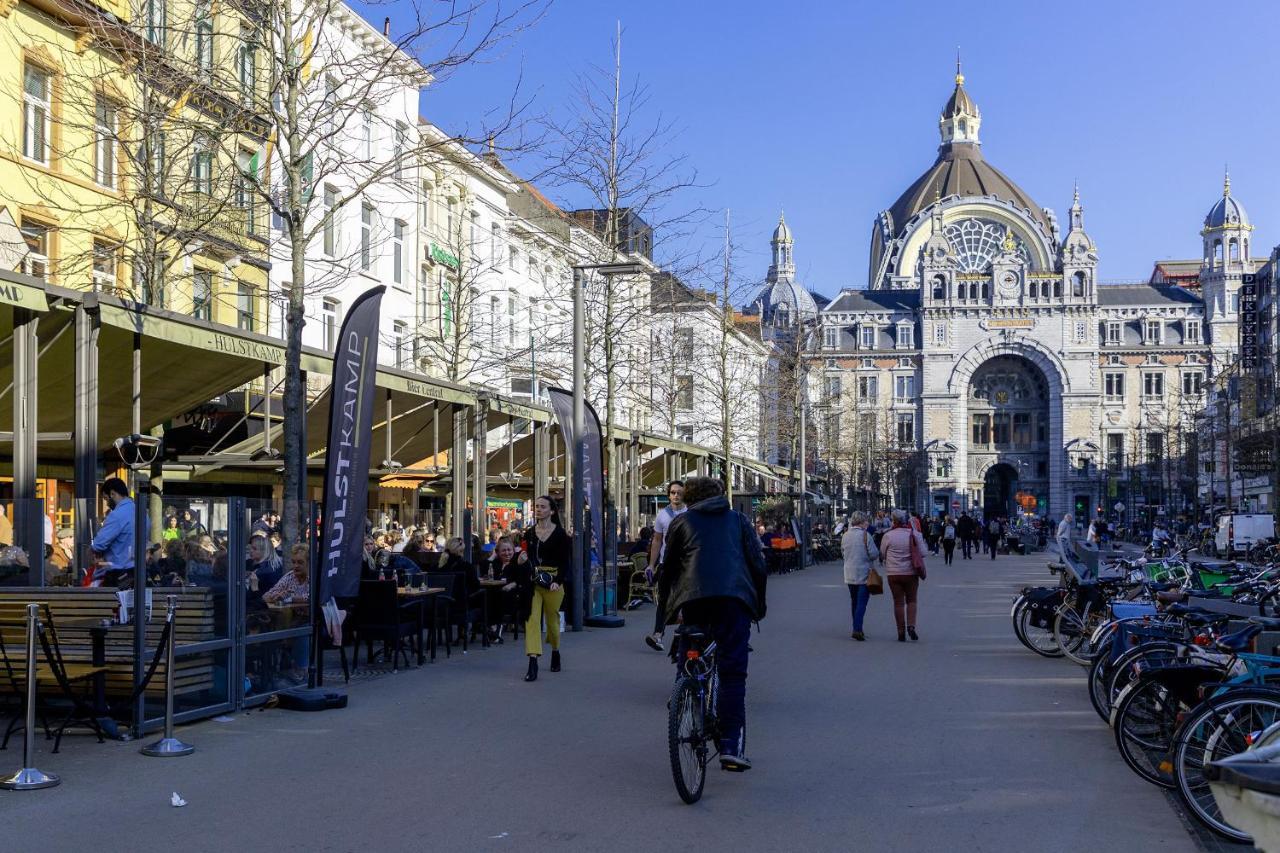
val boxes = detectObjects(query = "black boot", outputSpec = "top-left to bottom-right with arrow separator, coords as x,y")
550,650 -> 561,672
524,656 -> 538,682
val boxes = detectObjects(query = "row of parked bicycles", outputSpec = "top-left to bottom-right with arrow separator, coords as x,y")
1012,546 -> 1280,844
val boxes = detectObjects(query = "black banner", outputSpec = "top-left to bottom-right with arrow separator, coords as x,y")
547,388 -> 605,564
1241,273 -> 1258,371
319,286 -> 384,601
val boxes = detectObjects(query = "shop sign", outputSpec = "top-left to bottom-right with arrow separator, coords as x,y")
429,243 -> 459,270
208,331 -> 284,362
981,318 -> 1035,330
0,279 -> 48,311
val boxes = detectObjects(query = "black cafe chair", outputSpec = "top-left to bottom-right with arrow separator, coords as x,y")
352,580 -> 419,671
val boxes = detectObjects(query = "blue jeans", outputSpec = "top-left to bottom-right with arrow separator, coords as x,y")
847,583 -> 870,632
680,597 -> 751,748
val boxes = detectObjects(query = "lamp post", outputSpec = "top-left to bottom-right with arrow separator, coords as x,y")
570,261 -> 645,631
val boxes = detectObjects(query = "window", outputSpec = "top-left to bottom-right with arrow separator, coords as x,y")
509,245 -> 518,271
673,327 -> 694,361
860,325 -> 876,349
360,202 -> 373,272
1107,434 -> 1124,471
322,77 -> 338,135
1142,371 -> 1164,399
1231,292 -> 1240,314
392,219 -> 405,286
420,182 -> 432,228
1012,412 -> 1031,446
857,375 -> 877,401
895,414 -> 914,447
972,412 -> 993,445
993,413 -> 1011,446
825,375 -> 841,399
192,137 -> 213,194
20,222 -> 48,279
676,425 -> 695,443
507,292 -> 517,346
1106,321 -> 1121,345
823,326 -> 837,349
194,4 -> 213,74
393,320 -> 408,368
321,298 -> 339,351
23,65 -> 50,163
489,296 -> 500,347
134,256 -> 165,306
91,241 -> 116,291
675,375 -> 693,410
94,98 -> 116,188
237,26 -> 256,103
235,148 -> 255,234
934,323 -> 946,345
393,122 -> 408,181
1145,319 -> 1161,344
1146,432 -> 1163,466
236,282 -> 254,331
894,375 -> 914,401
896,323 -> 913,349
1104,371 -> 1125,400
1185,319 -> 1201,344
322,185 -> 336,257
145,0 -> 165,45
145,130 -> 165,194
491,224 -> 501,263
1074,321 -> 1086,343
192,270 -> 212,320
361,109 -> 374,159
1072,271 -> 1086,297
931,274 -> 945,300
1182,371 -> 1204,396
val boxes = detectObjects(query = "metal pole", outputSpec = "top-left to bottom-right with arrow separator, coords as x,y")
0,604 -> 59,789
141,596 -> 193,756
799,388 -> 808,567
74,301 -> 100,578
571,267 -> 586,632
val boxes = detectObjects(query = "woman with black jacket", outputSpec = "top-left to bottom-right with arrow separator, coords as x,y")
515,495 -> 573,682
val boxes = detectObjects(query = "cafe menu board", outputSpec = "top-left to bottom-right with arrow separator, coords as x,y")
1241,273 -> 1258,372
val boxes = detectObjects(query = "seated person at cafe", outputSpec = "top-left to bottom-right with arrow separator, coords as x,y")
441,536 -> 481,594
263,544 -> 310,605
184,537 -> 217,583
484,537 -> 521,639
247,534 -> 283,607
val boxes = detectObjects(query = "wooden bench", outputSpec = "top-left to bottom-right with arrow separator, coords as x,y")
0,588 -> 216,698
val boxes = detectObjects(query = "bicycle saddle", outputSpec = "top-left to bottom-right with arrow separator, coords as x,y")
1215,623 -> 1263,653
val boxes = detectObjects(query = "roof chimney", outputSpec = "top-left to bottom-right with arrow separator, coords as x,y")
383,17 -> 390,37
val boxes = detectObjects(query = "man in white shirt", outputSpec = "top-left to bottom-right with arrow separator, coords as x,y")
645,480 -> 686,652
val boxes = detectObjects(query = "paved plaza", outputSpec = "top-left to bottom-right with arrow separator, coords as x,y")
5,549 -> 1205,852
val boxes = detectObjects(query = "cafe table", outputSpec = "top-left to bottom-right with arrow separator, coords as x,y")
57,616 -> 131,737
397,587 -> 443,663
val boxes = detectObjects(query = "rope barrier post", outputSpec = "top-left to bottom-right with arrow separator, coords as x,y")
141,596 -> 193,757
1,603 -> 60,789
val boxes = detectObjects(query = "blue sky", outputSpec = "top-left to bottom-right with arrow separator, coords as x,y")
396,0 -> 1280,299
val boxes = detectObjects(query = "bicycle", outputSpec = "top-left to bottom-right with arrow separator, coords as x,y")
667,624 -> 741,804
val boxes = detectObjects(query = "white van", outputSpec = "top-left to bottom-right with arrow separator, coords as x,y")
1213,513 -> 1276,557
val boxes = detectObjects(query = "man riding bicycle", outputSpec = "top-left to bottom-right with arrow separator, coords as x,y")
659,476 -> 767,771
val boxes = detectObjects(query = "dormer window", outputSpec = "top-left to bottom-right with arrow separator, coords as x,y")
1144,319 -> 1162,345
1185,319 -> 1201,344
823,327 -> 837,349
1106,321 -> 1122,345
860,325 -> 876,350
896,322 -> 913,349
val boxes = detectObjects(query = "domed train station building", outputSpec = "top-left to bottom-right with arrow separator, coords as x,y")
777,69 -> 1263,521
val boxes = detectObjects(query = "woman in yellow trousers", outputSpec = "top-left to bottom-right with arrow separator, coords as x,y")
517,496 -> 574,682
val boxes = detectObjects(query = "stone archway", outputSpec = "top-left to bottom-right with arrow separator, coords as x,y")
951,338 -> 1066,518
983,462 -> 1019,520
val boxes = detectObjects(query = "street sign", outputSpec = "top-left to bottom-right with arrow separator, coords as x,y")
1114,502 -> 1125,513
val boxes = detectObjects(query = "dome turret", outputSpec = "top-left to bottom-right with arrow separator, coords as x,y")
1203,172 -> 1252,232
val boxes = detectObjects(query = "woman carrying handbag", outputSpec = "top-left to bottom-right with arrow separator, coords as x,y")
840,511 -> 880,641
878,509 -> 928,642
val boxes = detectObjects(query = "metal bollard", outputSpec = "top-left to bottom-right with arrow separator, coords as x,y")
1,603 -> 60,789
141,596 -> 194,757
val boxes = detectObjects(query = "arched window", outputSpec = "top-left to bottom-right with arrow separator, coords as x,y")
979,281 -> 989,299
1229,239 -> 1240,262
1072,271 -> 1086,298
1214,239 -> 1223,262
931,274 -> 946,300
958,119 -> 967,135
968,281 -> 978,300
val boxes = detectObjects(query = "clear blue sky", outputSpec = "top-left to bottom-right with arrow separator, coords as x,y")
394,0 -> 1280,299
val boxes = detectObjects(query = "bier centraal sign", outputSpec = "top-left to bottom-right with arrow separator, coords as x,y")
319,287 -> 384,600
1241,273 -> 1259,371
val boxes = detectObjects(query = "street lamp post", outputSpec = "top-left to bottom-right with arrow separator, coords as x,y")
570,261 -> 645,631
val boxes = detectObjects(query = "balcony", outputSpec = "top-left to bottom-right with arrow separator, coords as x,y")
175,191 -> 266,250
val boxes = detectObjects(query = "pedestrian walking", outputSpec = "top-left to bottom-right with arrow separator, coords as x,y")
840,511 -> 880,641
516,495 -> 573,682
644,480 -> 687,653
941,516 -> 956,565
1056,513 -> 1075,560
927,516 -> 942,555
879,509 -> 927,642
986,516 -> 1001,560
957,512 -> 976,560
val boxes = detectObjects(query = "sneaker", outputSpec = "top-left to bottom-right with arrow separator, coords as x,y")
719,734 -> 752,772
851,631 -> 866,641
645,633 -> 664,652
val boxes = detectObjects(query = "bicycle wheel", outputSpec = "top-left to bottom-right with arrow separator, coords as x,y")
1088,650 -> 1116,722
1016,600 -> 1063,658
1103,642 -> 1181,721
1171,688 -> 1280,842
1011,594 -> 1034,651
1054,600 -> 1101,666
1111,677 -> 1182,788
668,676 -> 708,804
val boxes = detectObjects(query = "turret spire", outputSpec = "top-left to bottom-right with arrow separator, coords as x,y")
1224,166 -> 1231,198
955,47 -> 964,85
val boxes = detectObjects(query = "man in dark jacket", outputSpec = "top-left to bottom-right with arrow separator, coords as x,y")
659,476 -> 766,771
956,513 -> 977,560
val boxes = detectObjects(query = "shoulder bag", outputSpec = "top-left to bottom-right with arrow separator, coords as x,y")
863,530 -> 884,595
908,529 -> 927,580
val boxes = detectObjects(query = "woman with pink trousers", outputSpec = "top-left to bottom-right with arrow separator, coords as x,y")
878,509 -> 928,642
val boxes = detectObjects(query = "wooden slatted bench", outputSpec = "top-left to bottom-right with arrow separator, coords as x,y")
0,588 -> 215,698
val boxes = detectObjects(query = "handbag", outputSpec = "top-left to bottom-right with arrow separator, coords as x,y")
534,570 -> 554,590
909,530 -> 927,580
862,530 -> 884,595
